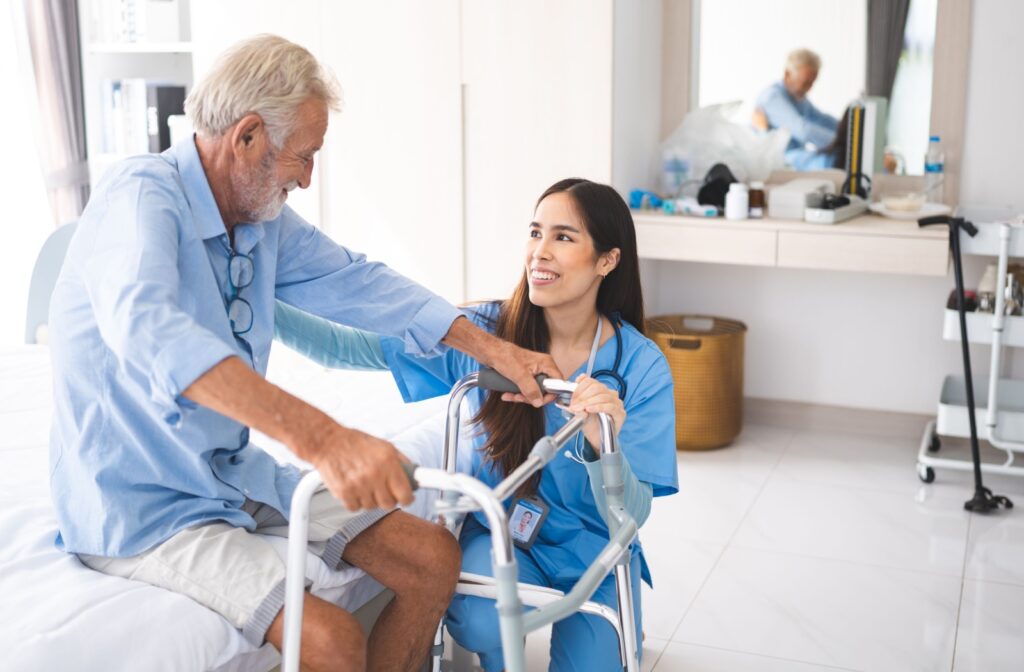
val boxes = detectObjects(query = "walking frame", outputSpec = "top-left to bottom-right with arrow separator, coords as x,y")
282,369 -> 642,672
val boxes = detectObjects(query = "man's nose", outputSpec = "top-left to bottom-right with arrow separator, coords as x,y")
298,159 -> 314,189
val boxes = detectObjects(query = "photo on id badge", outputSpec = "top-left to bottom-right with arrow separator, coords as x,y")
509,497 -> 549,549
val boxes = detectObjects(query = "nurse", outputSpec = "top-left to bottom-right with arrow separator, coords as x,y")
275,178 -> 678,671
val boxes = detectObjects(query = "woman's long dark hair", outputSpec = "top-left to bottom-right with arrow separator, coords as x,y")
473,178 -> 645,495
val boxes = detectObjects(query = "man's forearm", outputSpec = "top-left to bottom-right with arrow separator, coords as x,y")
440,315 -> 509,367
182,356 -> 334,462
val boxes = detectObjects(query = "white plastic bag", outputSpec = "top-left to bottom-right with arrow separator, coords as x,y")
660,102 -> 790,187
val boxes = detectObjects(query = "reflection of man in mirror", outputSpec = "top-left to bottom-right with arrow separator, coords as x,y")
752,48 -> 838,170
517,510 -> 534,536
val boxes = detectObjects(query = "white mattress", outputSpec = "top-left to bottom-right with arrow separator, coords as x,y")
0,344 -> 457,671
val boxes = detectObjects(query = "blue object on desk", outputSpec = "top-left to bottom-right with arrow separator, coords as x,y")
629,189 -> 663,210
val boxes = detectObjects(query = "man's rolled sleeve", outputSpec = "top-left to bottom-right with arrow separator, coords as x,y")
403,296 -> 463,357
150,330 -> 236,426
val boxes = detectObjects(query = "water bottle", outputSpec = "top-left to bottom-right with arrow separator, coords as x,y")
924,135 -> 945,203
661,149 -> 690,198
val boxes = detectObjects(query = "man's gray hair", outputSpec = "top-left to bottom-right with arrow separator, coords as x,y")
185,34 -> 342,148
786,48 -> 821,74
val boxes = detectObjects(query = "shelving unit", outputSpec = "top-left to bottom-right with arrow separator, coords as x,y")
919,212 -> 1024,483
78,0 -> 194,187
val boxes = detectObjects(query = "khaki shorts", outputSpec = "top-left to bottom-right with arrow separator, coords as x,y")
79,489 -> 391,645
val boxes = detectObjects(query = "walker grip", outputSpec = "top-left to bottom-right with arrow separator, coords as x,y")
401,462 -> 420,491
477,368 -> 548,395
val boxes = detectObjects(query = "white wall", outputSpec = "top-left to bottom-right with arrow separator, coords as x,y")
959,0 -> 1024,212
0,4 -> 54,347
646,0 -> 1024,414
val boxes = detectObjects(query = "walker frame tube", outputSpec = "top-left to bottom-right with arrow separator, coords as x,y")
281,371 -> 640,672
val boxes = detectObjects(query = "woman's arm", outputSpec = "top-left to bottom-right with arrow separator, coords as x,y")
274,300 -> 387,370
582,443 -> 654,527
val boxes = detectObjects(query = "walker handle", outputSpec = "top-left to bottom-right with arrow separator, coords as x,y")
477,368 -> 549,395
401,462 -> 420,491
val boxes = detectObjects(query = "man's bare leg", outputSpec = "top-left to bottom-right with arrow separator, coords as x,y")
342,511 -> 461,672
265,592 -> 366,672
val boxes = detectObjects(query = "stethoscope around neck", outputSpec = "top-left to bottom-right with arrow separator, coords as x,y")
563,312 -> 627,464
591,312 -> 627,401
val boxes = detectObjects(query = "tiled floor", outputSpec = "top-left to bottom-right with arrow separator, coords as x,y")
507,424 -> 1024,671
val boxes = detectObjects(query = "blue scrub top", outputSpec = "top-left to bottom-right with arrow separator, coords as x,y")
382,302 -> 678,586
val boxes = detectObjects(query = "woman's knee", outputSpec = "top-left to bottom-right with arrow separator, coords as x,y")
445,594 -> 502,654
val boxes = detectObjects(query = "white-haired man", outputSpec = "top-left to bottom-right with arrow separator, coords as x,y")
49,35 -> 560,671
752,48 -> 839,170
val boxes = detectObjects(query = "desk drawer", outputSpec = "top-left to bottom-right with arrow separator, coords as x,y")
636,222 -> 776,266
777,231 -> 949,276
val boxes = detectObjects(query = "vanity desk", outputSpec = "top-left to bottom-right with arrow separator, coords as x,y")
633,211 -> 950,277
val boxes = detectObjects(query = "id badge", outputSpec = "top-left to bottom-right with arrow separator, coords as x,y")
508,496 -> 549,550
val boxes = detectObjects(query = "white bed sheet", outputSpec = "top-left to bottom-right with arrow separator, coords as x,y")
0,344 -> 456,672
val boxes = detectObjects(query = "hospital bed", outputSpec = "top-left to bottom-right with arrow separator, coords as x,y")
0,341 -> 455,671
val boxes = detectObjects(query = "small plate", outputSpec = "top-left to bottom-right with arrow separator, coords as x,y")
868,201 -> 952,220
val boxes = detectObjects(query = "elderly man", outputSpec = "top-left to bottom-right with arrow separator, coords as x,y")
753,48 -> 839,170
49,35 -> 559,672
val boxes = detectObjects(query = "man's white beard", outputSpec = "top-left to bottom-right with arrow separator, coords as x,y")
236,149 -> 297,223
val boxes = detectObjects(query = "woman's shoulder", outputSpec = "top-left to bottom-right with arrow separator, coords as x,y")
618,320 -> 673,396
461,300 -> 502,333
619,320 -> 669,369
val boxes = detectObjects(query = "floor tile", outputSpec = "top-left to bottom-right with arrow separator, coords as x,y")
674,547 -> 960,672
964,508 -> 1024,586
668,426 -> 790,545
638,520 -> 723,639
654,641 -> 856,671
733,479 -> 970,576
953,579 -> 1024,671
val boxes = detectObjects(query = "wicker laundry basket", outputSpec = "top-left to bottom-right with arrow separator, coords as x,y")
647,315 -> 747,450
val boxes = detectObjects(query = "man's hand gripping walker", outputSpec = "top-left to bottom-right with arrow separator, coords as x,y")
282,369 -> 641,672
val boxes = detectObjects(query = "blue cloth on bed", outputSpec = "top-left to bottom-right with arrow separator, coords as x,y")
47,136 -> 461,557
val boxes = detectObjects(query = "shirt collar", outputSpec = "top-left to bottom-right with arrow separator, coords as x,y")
171,135 -> 230,241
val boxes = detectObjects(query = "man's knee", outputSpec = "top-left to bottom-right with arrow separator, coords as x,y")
266,593 -> 365,670
396,523 -> 461,598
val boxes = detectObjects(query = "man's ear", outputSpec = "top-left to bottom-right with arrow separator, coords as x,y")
229,114 -> 266,158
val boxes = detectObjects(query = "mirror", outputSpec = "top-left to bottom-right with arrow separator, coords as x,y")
691,0 -> 938,175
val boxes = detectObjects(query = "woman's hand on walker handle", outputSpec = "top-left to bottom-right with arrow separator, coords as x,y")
308,423 -> 413,511
568,374 -> 626,449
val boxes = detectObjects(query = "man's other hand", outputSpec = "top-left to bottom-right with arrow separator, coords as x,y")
752,107 -> 769,131
308,424 -> 413,511
491,341 -> 561,408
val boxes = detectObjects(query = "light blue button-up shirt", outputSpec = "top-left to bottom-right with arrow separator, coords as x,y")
48,137 -> 461,558
755,81 -> 838,170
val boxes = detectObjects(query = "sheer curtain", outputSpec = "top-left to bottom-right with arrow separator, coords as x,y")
23,0 -> 89,227
1,1 -> 54,346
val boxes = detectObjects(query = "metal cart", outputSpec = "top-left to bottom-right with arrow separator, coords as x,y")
919,210 -> 1023,505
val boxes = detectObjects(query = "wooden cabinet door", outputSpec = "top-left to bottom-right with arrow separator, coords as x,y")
461,0 -> 614,300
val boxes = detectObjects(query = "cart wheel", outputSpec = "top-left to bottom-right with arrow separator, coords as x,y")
928,435 -> 941,453
918,464 -> 936,484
